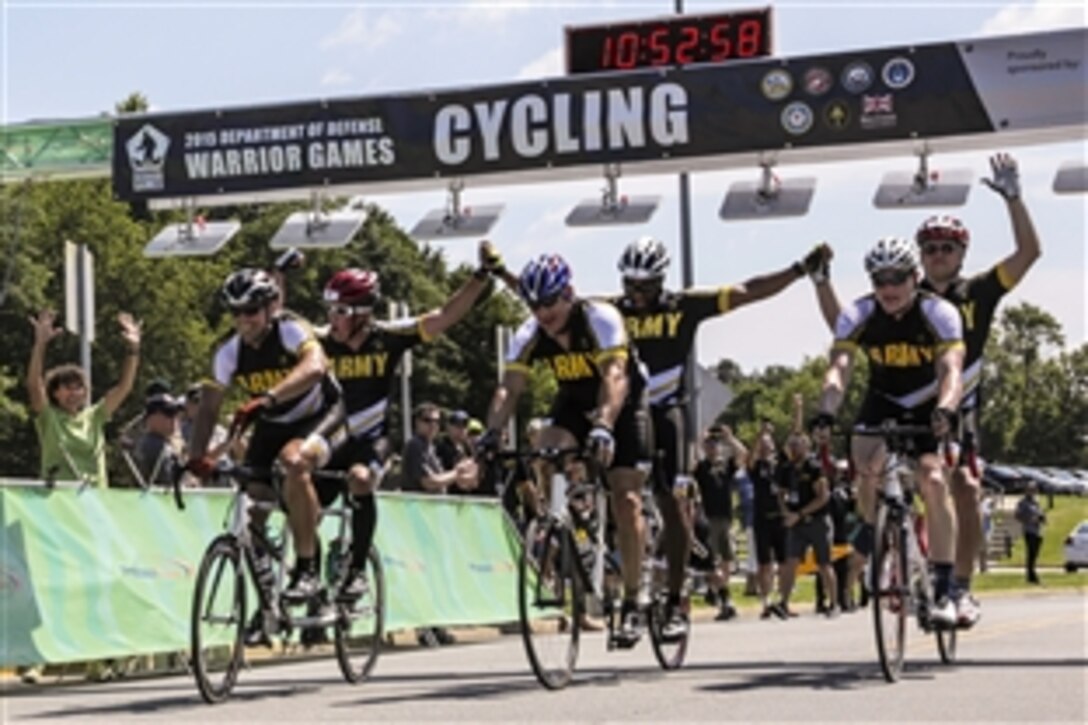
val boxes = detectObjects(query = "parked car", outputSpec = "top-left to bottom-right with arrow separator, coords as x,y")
1063,520 -> 1088,573
983,463 -> 1027,494
1041,468 -> 1087,496
1015,466 -> 1067,495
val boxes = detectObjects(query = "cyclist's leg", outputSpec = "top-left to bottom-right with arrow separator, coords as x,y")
650,405 -> 693,604
849,434 -> 887,595
916,448 -> 957,615
608,402 -> 653,641
950,408 -> 983,619
536,422 -> 581,513
282,400 -> 346,598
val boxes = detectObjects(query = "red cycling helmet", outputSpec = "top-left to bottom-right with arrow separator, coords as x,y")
916,215 -> 970,247
324,268 -> 380,308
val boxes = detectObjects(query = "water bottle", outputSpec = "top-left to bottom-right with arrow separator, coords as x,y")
325,537 -> 345,586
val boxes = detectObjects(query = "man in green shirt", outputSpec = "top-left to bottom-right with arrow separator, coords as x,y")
26,309 -> 141,487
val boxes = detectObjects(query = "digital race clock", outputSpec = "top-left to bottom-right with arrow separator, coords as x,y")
565,7 -> 773,75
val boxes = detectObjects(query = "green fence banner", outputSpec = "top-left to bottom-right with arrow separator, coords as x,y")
0,481 -> 523,667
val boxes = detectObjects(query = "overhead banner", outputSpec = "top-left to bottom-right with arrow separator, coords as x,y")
111,27 -> 1086,202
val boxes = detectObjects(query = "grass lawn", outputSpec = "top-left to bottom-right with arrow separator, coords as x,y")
993,494 -> 1088,567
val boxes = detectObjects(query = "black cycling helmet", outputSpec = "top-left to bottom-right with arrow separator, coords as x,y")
221,268 -> 279,310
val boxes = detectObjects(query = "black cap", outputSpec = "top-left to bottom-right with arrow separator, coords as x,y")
448,410 -> 469,426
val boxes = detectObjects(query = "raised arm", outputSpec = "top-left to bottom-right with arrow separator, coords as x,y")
984,153 -> 1041,285
25,310 -> 63,414
818,347 -> 855,419
728,243 -> 831,311
103,312 -> 142,416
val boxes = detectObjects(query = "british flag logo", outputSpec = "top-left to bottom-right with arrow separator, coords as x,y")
862,94 -> 894,114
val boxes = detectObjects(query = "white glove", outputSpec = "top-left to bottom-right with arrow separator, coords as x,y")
982,153 -> 1021,201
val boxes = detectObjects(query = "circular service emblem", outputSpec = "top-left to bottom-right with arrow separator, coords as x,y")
882,56 -> 916,90
761,69 -> 794,101
803,67 -> 833,97
823,100 -> 850,130
781,102 -> 814,135
841,61 -> 874,94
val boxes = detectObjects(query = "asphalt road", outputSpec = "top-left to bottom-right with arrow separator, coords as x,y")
3,592 -> 1084,723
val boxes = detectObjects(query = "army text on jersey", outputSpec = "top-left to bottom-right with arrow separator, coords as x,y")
612,287 -> 732,405
212,311 -> 330,424
506,299 -> 645,413
832,291 -> 964,410
320,317 -> 426,440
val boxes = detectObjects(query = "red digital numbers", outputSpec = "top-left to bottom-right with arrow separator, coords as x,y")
648,26 -> 670,65
737,19 -> 762,57
709,21 -> 732,61
572,9 -> 770,75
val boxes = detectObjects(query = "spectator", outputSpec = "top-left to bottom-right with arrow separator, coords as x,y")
401,403 -> 478,495
750,420 -> 788,619
466,418 -> 485,449
400,402 -> 476,646
776,416 -> 837,619
22,309 -> 141,684
817,462 -> 857,612
736,462 -> 757,595
26,309 -> 141,487
693,424 -> 746,621
436,409 -> 473,471
133,388 -> 184,487
1014,482 -> 1046,584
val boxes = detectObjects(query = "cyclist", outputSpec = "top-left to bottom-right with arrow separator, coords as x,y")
915,153 -> 1041,627
814,236 -> 965,627
480,253 -> 653,647
301,242 -> 499,601
610,236 -> 833,638
186,268 -> 343,609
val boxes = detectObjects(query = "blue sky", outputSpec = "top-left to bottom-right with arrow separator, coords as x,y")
3,0 -> 1085,371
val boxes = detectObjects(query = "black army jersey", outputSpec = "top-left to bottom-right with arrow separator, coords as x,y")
833,291 -> 964,410
212,311 -> 331,424
611,287 -> 732,406
506,299 -> 645,413
776,455 -> 829,516
321,318 -> 425,439
921,264 -> 1014,408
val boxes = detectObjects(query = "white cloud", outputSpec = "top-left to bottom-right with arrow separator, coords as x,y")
980,1 -> 1087,35
320,68 -> 353,87
516,46 -> 563,80
422,2 -> 527,29
320,9 -> 403,52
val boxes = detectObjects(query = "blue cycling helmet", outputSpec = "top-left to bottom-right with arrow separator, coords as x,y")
518,254 -> 572,305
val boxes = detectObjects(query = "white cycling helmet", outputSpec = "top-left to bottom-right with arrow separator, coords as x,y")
618,236 -> 670,280
864,236 -> 920,275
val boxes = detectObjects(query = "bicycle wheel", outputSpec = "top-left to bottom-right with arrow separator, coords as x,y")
647,591 -> 689,670
518,516 -> 583,690
335,547 -> 385,684
872,507 -> 908,683
191,535 -> 247,704
936,625 -> 957,664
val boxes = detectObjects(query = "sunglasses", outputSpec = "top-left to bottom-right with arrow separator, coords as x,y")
230,305 -> 263,318
623,278 -> 660,294
327,303 -> 372,317
420,417 -> 441,424
921,242 -> 962,256
528,294 -> 563,311
871,269 -> 912,288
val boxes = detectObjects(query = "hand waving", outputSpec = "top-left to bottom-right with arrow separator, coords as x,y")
117,312 -> 142,351
982,153 -> 1021,202
28,309 -> 64,345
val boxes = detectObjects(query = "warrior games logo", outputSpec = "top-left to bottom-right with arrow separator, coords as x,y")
125,123 -> 170,192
